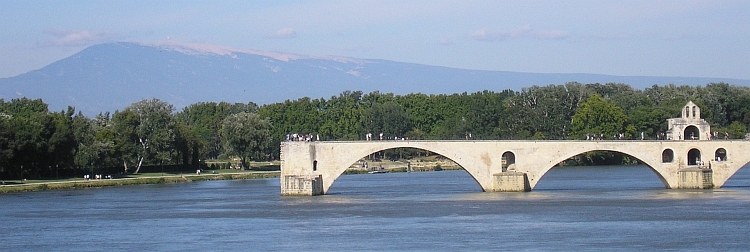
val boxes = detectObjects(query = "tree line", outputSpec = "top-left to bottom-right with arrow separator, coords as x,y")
2,82 -> 749,180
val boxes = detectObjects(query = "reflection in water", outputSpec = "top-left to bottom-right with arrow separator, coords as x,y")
2,165 -> 750,251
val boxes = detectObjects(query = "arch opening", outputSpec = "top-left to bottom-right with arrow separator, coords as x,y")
313,160 -> 318,171
715,148 -> 727,161
684,125 -> 700,140
502,151 -> 516,172
350,148 -> 456,173
535,150 -> 668,190
662,149 -> 674,163
327,147 -> 484,195
687,148 -> 701,166
559,150 -> 643,167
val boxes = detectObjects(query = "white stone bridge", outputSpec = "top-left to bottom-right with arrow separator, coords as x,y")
280,140 -> 750,196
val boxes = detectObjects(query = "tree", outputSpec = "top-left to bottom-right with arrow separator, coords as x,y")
113,99 -> 176,174
220,112 -> 272,167
319,91 -> 364,140
725,121 -> 747,139
363,101 -> 408,139
173,121 -> 202,169
0,98 -> 57,179
176,101 -> 259,160
0,110 -> 13,178
47,107 -> 77,176
624,106 -> 663,139
73,112 -> 117,175
571,94 -> 627,139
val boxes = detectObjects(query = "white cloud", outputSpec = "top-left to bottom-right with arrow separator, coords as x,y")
267,28 -> 298,39
470,25 -> 569,41
44,30 -> 121,46
437,38 -> 453,46
469,29 -> 501,41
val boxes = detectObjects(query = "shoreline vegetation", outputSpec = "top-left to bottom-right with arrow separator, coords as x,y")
1,158 -> 459,194
0,171 -> 280,194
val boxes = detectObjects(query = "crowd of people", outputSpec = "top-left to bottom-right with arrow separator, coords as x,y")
365,132 -> 409,141
287,131 -> 732,142
582,131 -> 728,141
286,133 -> 318,142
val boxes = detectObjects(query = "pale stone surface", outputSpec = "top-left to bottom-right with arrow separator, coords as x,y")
666,101 -> 712,140
678,168 -> 713,189
280,140 -> 750,195
281,175 -> 323,196
492,172 -> 530,192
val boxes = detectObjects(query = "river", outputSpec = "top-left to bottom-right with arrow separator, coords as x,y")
2,165 -> 750,251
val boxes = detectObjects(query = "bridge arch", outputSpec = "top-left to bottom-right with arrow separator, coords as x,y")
323,143 -> 487,194
530,146 -> 670,190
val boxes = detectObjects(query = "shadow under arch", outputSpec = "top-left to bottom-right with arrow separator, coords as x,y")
328,145 -> 485,194
721,162 -> 750,188
533,149 -> 670,190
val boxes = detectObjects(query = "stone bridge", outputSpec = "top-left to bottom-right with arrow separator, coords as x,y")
280,140 -> 750,196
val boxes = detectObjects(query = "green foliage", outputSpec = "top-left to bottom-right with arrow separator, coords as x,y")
433,164 -> 442,171
721,121 -> 747,139
114,98 -> 176,173
363,101 -> 409,139
3,82 -> 750,179
175,101 -> 258,160
571,94 -> 627,139
220,112 -> 273,166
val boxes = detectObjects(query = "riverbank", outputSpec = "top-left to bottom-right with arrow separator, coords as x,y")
1,158 -> 459,193
0,171 -> 280,194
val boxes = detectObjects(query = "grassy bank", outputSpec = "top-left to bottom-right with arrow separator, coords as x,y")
0,171 -> 279,194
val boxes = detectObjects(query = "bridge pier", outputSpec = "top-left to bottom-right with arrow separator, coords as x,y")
677,168 -> 713,189
492,172 -> 531,192
281,175 -> 324,196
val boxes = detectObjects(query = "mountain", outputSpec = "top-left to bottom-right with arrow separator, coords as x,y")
2,42 -> 749,115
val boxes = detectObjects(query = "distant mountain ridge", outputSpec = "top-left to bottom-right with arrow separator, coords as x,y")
1,42 -> 748,115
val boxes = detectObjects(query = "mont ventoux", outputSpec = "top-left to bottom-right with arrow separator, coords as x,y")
2,41 -> 748,115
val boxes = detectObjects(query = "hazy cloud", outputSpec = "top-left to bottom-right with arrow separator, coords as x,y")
533,30 -> 570,40
437,38 -> 453,46
44,30 -> 121,46
267,28 -> 298,39
470,25 -> 570,41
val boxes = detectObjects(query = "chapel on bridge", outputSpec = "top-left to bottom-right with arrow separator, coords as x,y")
666,101 -> 711,140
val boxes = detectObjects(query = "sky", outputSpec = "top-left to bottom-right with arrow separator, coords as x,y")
1,0 -> 749,80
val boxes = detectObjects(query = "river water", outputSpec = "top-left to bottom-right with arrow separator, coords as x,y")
2,165 -> 750,251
